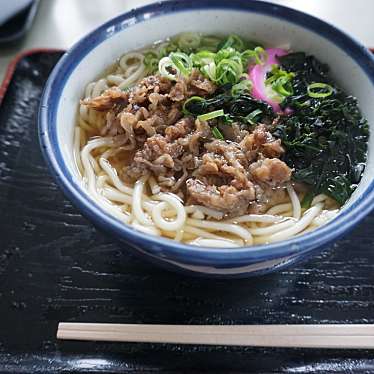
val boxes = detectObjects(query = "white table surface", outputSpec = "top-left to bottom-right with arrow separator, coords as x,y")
1,0 -> 374,83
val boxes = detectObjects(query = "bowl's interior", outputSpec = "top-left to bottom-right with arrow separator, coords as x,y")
52,5 -> 374,243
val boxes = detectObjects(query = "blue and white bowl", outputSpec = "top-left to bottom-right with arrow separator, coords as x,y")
39,0 -> 374,277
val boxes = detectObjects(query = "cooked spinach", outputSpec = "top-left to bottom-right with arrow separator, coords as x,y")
273,52 -> 368,205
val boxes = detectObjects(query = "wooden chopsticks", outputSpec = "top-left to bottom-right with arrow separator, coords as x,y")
57,323 -> 374,349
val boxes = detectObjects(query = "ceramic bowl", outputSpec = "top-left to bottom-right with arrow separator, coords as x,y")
39,0 -> 374,277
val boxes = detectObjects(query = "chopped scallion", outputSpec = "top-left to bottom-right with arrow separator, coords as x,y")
273,76 -> 294,96
265,65 -> 295,98
200,35 -> 222,52
191,50 -> 216,67
143,50 -> 159,73
307,82 -> 334,98
158,56 -> 179,80
245,109 -> 262,124
170,52 -> 192,77
201,61 -> 217,81
216,58 -> 243,85
177,32 -> 201,52
212,126 -> 224,140
241,46 -> 267,65
183,96 -> 205,115
197,109 -> 225,121
158,52 -> 193,80
218,34 -> 245,51
231,79 -> 253,96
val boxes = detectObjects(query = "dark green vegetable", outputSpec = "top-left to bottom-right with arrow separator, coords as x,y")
273,52 -> 368,205
183,85 -> 274,126
301,192 -> 314,209
182,96 -> 205,115
212,126 -> 224,140
245,109 -> 263,125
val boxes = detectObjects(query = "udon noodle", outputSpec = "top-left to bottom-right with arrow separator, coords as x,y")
73,33 -> 367,247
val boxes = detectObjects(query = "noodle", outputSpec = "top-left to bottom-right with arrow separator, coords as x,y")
174,228 -> 184,242
185,205 -> 224,220
267,203 -> 323,242
188,238 -> 241,248
73,127 -> 83,175
184,226 -> 244,246
186,218 -> 253,244
97,175 -> 108,189
132,177 -> 153,226
79,82 -> 95,123
132,219 -> 161,235
191,210 -> 205,220
287,184 -> 301,219
226,214 -> 283,224
248,218 -> 296,236
79,137 -> 132,224
117,52 -> 146,89
311,194 -> 328,206
266,203 -> 292,216
152,193 -> 187,231
148,176 -> 161,195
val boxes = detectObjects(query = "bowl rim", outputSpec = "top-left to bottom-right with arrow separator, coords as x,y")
39,0 -> 374,265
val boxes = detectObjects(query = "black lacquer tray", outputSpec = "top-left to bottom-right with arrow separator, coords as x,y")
1,51 -> 374,373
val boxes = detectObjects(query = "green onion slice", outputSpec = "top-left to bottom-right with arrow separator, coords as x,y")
200,35 -> 222,52
177,32 -> 201,52
307,82 -> 334,98
218,34 -> 245,51
273,76 -> 294,96
215,47 -> 239,63
198,109 -> 225,121
245,109 -> 262,124
191,50 -> 216,67
231,79 -> 253,96
265,65 -> 295,98
182,96 -> 205,115
212,126 -> 224,140
143,50 -> 159,73
144,50 -> 158,59
216,58 -> 243,85
201,61 -> 217,81
157,41 -> 178,59
158,57 -> 180,80
170,52 -> 192,77
241,47 -> 267,65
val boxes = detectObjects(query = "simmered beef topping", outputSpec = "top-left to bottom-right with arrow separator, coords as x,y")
83,73 -> 292,217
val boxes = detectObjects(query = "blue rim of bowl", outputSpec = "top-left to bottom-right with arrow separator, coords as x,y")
39,0 -> 374,266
